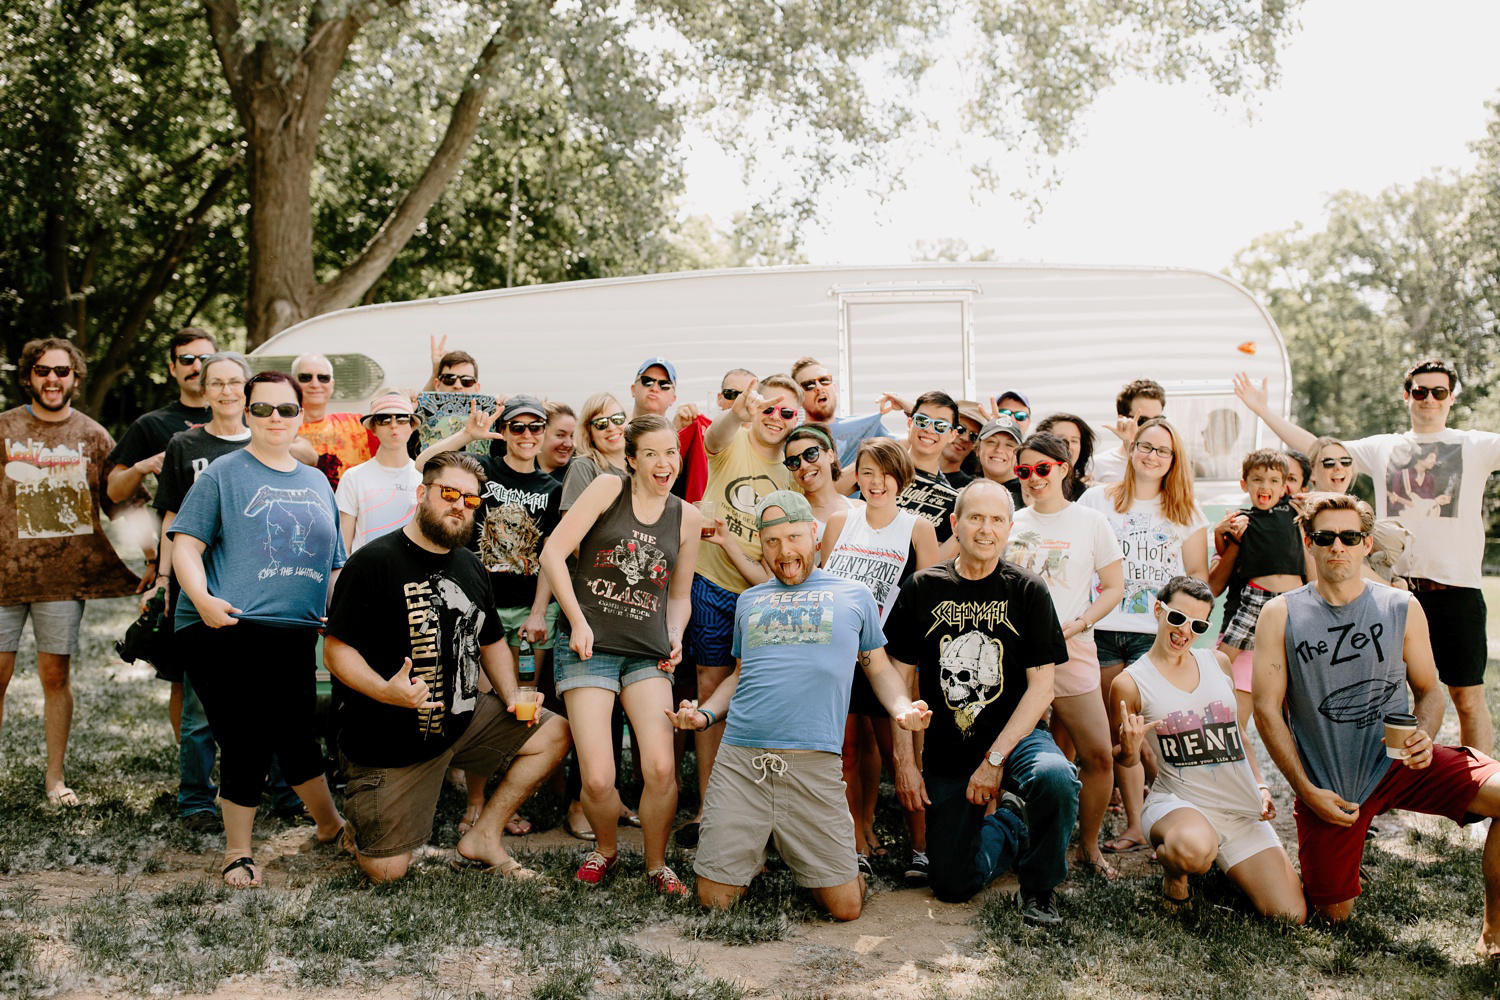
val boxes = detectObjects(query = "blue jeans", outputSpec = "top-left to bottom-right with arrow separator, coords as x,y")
178,676 -> 302,817
924,726 -> 1081,903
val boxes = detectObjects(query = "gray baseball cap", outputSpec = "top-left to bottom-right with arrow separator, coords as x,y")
754,490 -> 814,529
978,416 -> 1023,444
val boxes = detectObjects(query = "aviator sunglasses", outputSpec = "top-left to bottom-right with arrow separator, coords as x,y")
1164,608 -> 1212,634
638,374 -> 674,391
589,412 -> 628,431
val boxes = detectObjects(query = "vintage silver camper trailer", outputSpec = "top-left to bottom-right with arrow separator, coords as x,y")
249,262 -> 1290,490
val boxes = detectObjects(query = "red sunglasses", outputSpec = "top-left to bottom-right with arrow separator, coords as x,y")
1013,462 -> 1058,480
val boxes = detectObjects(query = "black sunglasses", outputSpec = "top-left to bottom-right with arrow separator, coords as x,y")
1013,461 -> 1057,480
438,373 -> 478,388
956,427 -> 980,443
370,414 -> 414,426
1320,456 -> 1354,468
31,365 -> 72,378
783,445 -> 823,471
589,412 -> 628,431
247,402 -> 302,418
174,353 -> 210,366
1308,529 -> 1368,547
762,406 -> 797,420
434,485 -> 483,510
911,413 -> 952,433
1409,386 -> 1451,401
720,388 -> 744,401
507,420 -> 545,435
295,372 -> 333,384
799,375 -> 833,390
1164,608 -> 1212,634
638,374 -> 674,391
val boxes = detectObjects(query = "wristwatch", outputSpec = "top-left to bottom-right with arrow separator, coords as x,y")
987,750 -> 1006,768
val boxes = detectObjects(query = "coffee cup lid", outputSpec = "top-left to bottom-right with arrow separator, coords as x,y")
1383,712 -> 1419,726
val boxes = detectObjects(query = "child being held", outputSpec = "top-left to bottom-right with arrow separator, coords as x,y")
1209,449 -> 1311,723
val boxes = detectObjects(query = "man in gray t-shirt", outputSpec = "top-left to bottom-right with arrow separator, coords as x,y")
1253,492 -> 1500,941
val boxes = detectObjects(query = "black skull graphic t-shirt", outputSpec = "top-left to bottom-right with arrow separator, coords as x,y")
883,559 -> 1066,777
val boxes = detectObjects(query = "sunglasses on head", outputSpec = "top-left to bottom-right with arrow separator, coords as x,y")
911,413 -> 952,434
31,365 -> 72,378
997,407 -> 1029,422
370,414 -> 414,426
720,388 -> 744,401
438,373 -> 477,388
507,420 -> 545,435
762,406 -> 797,420
638,374 -> 674,391
1308,529 -> 1368,547
783,445 -> 823,471
1013,461 -> 1057,480
1409,386 -> 1451,401
174,353 -> 209,366
247,401 -> 302,418
295,372 -> 332,384
799,375 -> 833,390
589,411 -> 628,431
434,485 -> 483,510
1320,456 -> 1354,468
1164,608 -> 1212,634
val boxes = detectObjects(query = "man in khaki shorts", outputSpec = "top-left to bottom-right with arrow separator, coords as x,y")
324,452 -> 571,881
668,490 -> 931,920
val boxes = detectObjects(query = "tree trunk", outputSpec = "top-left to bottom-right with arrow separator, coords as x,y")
243,109 -> 320,346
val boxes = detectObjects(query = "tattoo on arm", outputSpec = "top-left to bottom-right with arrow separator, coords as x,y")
858,651 -> 871,669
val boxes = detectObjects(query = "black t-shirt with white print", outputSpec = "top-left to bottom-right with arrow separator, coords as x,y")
897,467 -> 959,542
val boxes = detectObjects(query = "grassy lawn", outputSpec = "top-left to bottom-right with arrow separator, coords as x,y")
3,592 -> 1500,997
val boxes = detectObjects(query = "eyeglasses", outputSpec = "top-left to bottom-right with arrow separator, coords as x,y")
1164,608 -> 1212,635
507,420 -> 545,435
31,365 -> 73,378
1134,441 -> 1174,459
1013,462 -> 1057,480
206,379 -> 245,392
799,375 -> 833,390
1308,529 -> 1368,547
1320,456 -> 1354,468
638,374 -> 674,391
720,388 -> 744,401
589,411 -> 628,431
247,402 -> 302,418
783,446 -> 823,471
762,406 -> 797,420
1409,386 -> 1451,401
437,373 -> 478,388
997,408 -> 1030,422
174,353 -> 209,366
911,413 -> 953,434
295,372 -> 333,384
434,485 -> 484,510
370,414 -> 415,426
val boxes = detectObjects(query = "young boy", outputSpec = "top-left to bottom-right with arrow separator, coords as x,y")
1209,449 -> 1310,724
336,393 -> 422,552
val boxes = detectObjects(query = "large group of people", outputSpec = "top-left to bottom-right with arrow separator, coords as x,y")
3,335 -> 1500,951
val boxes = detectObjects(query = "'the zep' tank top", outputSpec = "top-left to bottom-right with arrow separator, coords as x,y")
1126,648 -> 1261,819
823,506 -> 918,626
570,486 -> 682,659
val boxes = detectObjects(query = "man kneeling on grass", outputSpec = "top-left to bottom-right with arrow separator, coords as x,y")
667,490 -> 931,920
324,452 -> 571,882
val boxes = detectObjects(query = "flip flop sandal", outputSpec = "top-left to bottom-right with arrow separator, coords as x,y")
1074,857 -> 1118,880
1101,836 -> 1150,855
450,853 -> 541,879
1161,885 -> 1194,914
505,816 -> 533,836
45,786 -> 80,809
222,856 -> 260,888
457,806 -> 483,836
620,809 -> 643,829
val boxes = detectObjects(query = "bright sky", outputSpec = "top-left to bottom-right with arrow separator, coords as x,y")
679,0 -> 1500,273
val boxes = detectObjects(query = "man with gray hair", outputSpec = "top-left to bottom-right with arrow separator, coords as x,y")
668,490 -> 930,920
293,353 -> 375,489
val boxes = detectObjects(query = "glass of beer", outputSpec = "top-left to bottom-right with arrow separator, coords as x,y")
514,685 -> 539,722
695,499 -> 717,539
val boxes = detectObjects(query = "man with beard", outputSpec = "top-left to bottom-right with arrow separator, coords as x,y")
0,338 -> 142,808
668,491 -> 931,919
324,451 -> 571,882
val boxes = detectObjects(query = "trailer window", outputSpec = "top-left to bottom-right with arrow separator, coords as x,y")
843,300 -> 968,433
248,354 -> 387,402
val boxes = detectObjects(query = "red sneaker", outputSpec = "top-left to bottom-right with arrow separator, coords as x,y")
574,850 -> 620,885
646,865 -> 691,897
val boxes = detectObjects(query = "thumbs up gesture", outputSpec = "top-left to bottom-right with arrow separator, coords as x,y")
385,657 -> 442,710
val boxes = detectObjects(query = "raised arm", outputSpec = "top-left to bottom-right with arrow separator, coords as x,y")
413,400 -> 501,468
1233,372 -> 1316,453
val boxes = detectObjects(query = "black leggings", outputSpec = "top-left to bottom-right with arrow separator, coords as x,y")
181,621 -> 325,808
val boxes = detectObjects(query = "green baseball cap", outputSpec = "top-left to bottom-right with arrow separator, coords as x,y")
754,490 -> 814,529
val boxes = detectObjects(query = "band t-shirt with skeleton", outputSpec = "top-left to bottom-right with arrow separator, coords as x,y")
473,456 -> 562,610
884,559 -> 1065,777
326,529 -> 504,768
167,449 -> 346,629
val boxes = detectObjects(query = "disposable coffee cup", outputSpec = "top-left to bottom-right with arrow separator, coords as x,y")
1384,712 -> 1419,759
695,500 -> 717,538
515,686 -> 539,722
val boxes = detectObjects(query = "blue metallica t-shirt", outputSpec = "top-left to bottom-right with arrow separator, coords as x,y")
726,569 -> 884,753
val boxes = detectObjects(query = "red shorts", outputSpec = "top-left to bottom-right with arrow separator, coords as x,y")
1294,745 -> 1500,906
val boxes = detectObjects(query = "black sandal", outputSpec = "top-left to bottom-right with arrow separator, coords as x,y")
222,856 -> 259,888
1161,884 -> 1194,914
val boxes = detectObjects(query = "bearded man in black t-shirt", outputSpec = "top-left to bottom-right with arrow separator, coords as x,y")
324,452 -> 571,882
886,479 -> 1080,924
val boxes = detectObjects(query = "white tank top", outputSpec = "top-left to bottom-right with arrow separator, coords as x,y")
1125,648 -> 1261,819
813,496 -> 857,553
823,506 -> 918,626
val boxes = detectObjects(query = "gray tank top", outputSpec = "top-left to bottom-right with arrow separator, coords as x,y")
570,485 -> 682,659
1282,582 -> 1410,804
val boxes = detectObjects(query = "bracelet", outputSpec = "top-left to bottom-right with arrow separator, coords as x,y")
699,708 -> 717,730
1257,783 -> 1270,792
1074,616 -> 1092,632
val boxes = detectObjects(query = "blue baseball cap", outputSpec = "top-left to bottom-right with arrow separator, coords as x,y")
636,358 -> 678,383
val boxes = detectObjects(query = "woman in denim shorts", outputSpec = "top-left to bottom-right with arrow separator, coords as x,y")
541,415 -> 705,896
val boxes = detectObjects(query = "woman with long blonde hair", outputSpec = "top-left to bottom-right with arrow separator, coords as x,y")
1078,415 -> 1208,856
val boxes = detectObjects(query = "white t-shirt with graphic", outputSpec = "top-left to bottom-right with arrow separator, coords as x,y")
1344,428 -> 1500,588
1077,485 -> 1209,634
336,457 -> 421,551
1005,502 -> 1121,626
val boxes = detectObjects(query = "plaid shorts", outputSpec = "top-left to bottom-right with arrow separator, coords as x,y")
1219,581 -> 1272,649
